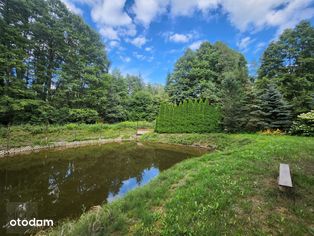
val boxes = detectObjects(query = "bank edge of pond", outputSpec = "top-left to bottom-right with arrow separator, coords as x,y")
0,137 -> 134,157
0,132 -> 217,158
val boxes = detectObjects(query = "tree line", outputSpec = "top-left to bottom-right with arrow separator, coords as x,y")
1,0 -> 313,135
165,21 -> 314,134
0,0 -> 163,125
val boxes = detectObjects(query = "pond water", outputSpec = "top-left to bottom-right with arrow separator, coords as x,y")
0,142 -> 206,235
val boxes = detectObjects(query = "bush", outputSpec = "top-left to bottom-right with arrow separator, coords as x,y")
68,109 -> 99,124
258,129 -> 284,135
0,97 -> 56,125
155,99 -> 221,133
87,124 -> 110,132
290,110 -> 314,136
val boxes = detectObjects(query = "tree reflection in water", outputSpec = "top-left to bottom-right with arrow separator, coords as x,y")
0,142 -> 206,234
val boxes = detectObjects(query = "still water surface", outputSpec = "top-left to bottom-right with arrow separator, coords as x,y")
0,142 -> 206,234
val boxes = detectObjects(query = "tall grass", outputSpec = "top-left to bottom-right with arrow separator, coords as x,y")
0,121 -> 155,150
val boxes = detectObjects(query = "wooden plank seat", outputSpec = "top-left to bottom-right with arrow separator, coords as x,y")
278,163 -> 293,188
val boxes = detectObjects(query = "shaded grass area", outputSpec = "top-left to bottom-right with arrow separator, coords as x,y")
43,133 -> 314,235
0,121 -> 154,150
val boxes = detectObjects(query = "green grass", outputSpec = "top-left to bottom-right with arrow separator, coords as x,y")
43,133 -> 314,236
0,121 -> 154,150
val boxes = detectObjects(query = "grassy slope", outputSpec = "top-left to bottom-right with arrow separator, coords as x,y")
0,122 -> 153,150
43,133 -> 314,236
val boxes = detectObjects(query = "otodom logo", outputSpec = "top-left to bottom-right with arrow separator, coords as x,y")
9,218 -> 53,227
5,202 -> 53,234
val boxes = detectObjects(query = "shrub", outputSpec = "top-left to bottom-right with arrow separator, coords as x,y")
290,110 -> 314,136
65,123 -> 80,130
258,129 -> 284,135
87,124 -> 110,132
68,109 -> 99,124
155,99 -> 221,133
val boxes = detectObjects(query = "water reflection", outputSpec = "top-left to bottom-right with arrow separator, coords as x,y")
0,142 -> 206,235
107,166 -> 159,202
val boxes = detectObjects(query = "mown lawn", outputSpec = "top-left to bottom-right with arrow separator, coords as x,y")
0,121 -> 153,150
43,133 -> 314,236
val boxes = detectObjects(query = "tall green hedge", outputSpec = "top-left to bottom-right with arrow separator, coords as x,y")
155,99 -> 221,133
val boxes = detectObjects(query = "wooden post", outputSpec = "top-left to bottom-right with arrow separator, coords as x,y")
45,120 -> 49,146
6,124 -> 10,154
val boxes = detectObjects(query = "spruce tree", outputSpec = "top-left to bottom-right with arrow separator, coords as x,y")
258,84 -> 292,130
245,88 -> 267,132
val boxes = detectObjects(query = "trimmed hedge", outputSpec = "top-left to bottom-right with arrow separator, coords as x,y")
155,99 -> 221,133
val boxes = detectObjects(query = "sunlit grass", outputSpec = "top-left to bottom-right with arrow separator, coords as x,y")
0,121 -> 154,150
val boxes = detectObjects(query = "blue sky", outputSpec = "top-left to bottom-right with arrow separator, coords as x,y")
62,0 -> 314,84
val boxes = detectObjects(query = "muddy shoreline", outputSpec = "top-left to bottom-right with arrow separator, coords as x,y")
0,137 -> 134,157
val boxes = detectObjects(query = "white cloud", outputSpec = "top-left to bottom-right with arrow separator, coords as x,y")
99,27 -> 119,40
120,24 -> 137,37
86,0 -> 136,41
130,36 -> 147,47
170,0 -> 220,16
61,0 -> 83,15
133,52 -> 146,60
132,0 -> 169,27
106,40 -> 125,52
63,0 -> 314,47
265,0 -> 314,36
221,0 -> 284,31
132,0 -> 314,36
109,40 -> 120,48
254,42 -> 266,53
169,33 -> 192,43
91,0 -> 132,27
189,40 -> 205,50
222,0 -> 314,34
145,47 -> 153,52
120,56 -> 131,63
237,36 -> 253,51
132,52 -> 154,62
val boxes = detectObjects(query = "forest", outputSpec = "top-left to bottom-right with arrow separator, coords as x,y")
0,0 -> 313,135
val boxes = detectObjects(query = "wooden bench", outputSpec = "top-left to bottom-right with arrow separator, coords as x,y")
278,163 -> 293,188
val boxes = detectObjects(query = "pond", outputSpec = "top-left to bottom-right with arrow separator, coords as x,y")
0,142 -> 206,235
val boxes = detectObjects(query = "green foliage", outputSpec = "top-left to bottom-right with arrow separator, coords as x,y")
258,83 -> 292,130
166,41 -> 248,104
258,21 -> 314,115
245,82 -> 292,131
155,99 -> 221,133
0,121 -> 154,149
0,0 -> 165,125
0,96 -> 54,124
221,72 -> 248,132
68,109 -> 99,124
127,91 -> 160,122
290,110 -> 314,136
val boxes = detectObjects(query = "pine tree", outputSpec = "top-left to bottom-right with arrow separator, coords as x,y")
258,84 -> 292,130
244,88 -> 267,132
